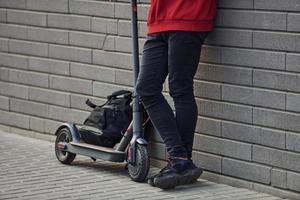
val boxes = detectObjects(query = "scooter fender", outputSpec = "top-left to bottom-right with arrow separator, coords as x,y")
128,137 -> 148,165
55,122 -> 80,142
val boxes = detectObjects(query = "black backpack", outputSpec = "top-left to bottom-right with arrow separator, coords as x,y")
79,90 -> 133,147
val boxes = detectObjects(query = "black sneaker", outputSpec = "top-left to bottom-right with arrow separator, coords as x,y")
151,159 -> 203,189
148,162 -> 172,186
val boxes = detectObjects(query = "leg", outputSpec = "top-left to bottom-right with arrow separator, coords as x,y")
168,31 -> 207,159
149,31 -> 207,189
135,32 -> 187,158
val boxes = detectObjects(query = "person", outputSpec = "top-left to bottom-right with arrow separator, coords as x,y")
135,0 -> 217,189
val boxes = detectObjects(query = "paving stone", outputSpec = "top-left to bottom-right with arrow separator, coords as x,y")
0,131 -> 287,200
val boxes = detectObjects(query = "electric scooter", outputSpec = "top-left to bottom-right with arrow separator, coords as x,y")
54,0 -> 151,182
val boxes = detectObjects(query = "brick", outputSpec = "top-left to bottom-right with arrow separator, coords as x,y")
29,87 -> 70,107
196,64 -> 252,86
0,23 -> 27,39
0,0 -> 26,9
254,107 -> 300,133
0,67 -> 9,81
221,48 -> 285,70
48,13 -> 91,31
287,171 -> 300,192
115,69 -> 133,86
115,36 -> 145,54
139,21 -> 148,38
10,98 -> 48,118
199,46 -> 222,63
286,53 -> 300,73
288,13 -> 300,32
222,121 -> 286,149
26,0 -> 68,13
91,17 -> 118,35
0,95 -> 9,110
0,52 -> 28,69
117,20 -> 147,37
48,105 -> 89,124
44,119 -> 63,134
194,80 -> 221,100
271,168 -> 287,189
205,28 -> 252,48
114,3 -> 130,20
0,8 -> 6,22
93,50 -> 131,70
217,10 -> 286,31
287,92 -> 300,112
192,151 -> 222,173
194,134 -> 252,161
285,112 -> 300,133
7,9 -> 47,27
49,75 -> 92,95
102,35 -> 115,51
254,0 -> 300,12
9,69 -> 49,88
29,116 -> 45,133
253,69 -> 300,93
93,81 -> 131,98
69,0 -> 114,18
222,84 -> 286,109
0,109 -> 29,129
70,94 -> 106,111
202,173 -> 255,193
253,108 -> 286,130
223,158 -> 271,184
49,44 -> 92,63
253,145 -> 300,172
27,27 -> 69,45
253,31 -> 300,53
115,3 -> 148,21
69,31 -> 106,49
0,37 -> 9,51
218,0 -> 254,8
197,99 -> 253,123
195,116 -> 221,136
70,62 -> 115,83
0,81 -> 28,99
117,20 -> 132,37
28,57 -> 70,76
286,132 -> 300,153
9,39 -> 48,57
149,142 -> 165,160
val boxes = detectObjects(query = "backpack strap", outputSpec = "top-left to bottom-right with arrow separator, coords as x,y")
86,90 -> 132,109
85,99 -> 109,109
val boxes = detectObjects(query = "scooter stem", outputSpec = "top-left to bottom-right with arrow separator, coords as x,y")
131,0 -> 139,83
130,0 -> 144,164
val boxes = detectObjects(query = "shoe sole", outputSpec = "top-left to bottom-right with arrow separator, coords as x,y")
153,168 -> 203,189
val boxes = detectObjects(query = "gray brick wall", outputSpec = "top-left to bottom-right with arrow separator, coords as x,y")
0,0 -> 300,198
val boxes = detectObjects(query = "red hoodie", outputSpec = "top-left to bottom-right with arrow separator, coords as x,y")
147,0 -> 217,34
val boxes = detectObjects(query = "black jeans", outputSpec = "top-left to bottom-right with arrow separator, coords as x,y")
135,31 -> 207,159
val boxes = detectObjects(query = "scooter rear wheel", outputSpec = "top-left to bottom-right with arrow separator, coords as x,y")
55,128 -> 76,164
127,144 -> 149,182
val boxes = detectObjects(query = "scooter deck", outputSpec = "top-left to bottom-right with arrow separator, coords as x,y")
67,141 -> 126,162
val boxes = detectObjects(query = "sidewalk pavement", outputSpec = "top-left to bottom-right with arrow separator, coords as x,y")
0,130 -> 287,200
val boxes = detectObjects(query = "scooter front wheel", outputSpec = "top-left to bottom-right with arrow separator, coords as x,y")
127,144 -> 149,182
55,128 -> 76,164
